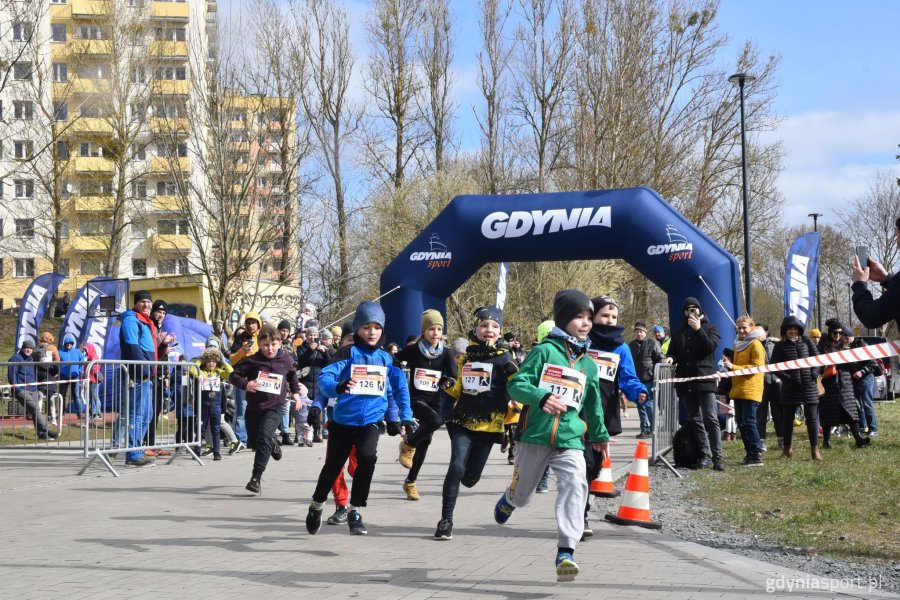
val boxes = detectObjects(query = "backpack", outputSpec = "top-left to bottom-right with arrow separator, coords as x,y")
672,424 -> 701,468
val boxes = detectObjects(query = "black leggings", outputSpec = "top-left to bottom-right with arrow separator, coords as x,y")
406,400 -> 443,484
313,422 -> 380,507
441,423 -> 494,520
246,408 -> 281,478
781,404 -> 819,448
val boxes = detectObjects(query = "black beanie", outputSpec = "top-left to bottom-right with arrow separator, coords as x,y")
151,299 -> 167,313
473,306 -> 503,326
277,319 -> 292,331
340,320 -> 354,340
134,290 -> 152,303
682,297 -> 702,312
553,289 -> 593,328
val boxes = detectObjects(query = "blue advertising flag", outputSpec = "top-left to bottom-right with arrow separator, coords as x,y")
159,315 -> 215,361
59,277 -> 129,351
14,273 -> 66,351
784,232 -> 821,326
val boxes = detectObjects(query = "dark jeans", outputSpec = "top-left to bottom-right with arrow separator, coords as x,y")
680,391 -> 722,461
441,423 -> 494,520
145,378 -> 167,446
201,402 -> 222,454
58,380 -> 83,415
759,382 -> 783,439
312,421 -> 380,507
733,399 -> 761,457
782,404 -> 819,448
246,408 -> 281,479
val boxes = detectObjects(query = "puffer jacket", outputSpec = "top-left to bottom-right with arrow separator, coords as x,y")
728,328 -> 766,402
667,312 -> 721,394
818,340 -> 860,427
770,316 -> 819,406
58,333 -> 84,379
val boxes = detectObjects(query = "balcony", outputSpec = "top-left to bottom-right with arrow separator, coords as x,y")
74,196 -> 115,212
150,157 -> 190,172
152,79 -> 189,95
50,44 -> 69,62
69,39 -> 113,56
65,235 -> 107,252
71,76 -> 112,94
74,156 -> 115,174
72,0 -> 111,17
151,234 -> 192,252
50,4 -> 73,20
69,117 -> 113,135
150,117 -> 190,134
151,1 -> 190,19
150,41 -> 188,58
151,195 -> 184,212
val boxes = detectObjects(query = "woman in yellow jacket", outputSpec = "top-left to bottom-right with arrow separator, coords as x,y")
722,316 -> 766,467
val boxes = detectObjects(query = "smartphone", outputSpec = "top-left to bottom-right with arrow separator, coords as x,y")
856,245 -> 869,267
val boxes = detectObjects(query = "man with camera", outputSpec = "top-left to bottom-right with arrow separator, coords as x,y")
852,222 -> 900,330
665,297 -> 724,471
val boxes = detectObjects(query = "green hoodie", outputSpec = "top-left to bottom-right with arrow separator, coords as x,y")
508,336 -> 608,450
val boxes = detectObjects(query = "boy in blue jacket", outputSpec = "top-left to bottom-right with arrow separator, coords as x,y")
306,301 -> 413,536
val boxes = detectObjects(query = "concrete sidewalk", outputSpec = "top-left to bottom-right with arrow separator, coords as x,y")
0,414 -> 896,600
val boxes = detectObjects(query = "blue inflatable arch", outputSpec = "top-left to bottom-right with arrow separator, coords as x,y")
380,187 -> 740,350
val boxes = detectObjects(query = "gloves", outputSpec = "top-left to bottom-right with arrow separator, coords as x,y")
385,421 -> 401,436
307,406 -> 322,428
336,380 -> 351,394
401,420 -> 416,436
439,376 -> 456,389
502,361 -> 519,377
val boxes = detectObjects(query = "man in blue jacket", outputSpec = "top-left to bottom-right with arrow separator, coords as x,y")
58,333 -> 85,416
8,340 -> 57,439
118,290 -> 159,467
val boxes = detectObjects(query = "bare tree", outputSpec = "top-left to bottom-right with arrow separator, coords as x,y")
838,171 -> 900,277
417,0 -> 455,175
475,0 -> 513,194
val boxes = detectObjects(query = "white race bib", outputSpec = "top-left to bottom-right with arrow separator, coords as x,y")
461,362 -> 493,395
201,376 -> 221,392
588,349 -> 620,382
256,371 -> 284,395
348,365 -> 387,396
539,364 -> 587,409
413,368 -> 442,392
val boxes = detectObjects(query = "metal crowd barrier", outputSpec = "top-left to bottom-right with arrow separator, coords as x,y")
651,362 -> 681,477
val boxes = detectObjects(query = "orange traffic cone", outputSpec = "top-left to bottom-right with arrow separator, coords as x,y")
589,453 -> 620,498
604,441 -> 661,529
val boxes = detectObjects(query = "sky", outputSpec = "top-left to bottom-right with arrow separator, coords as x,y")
218,0 -> 900,228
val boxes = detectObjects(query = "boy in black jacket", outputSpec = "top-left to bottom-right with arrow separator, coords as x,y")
230,325 -> 305,495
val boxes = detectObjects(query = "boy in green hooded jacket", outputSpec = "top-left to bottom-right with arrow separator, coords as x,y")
493,289 -> 609,583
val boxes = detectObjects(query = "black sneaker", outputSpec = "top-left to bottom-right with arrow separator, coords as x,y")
745,455 -> 764,467
245,477 -> 261,494
306,504 -> 323,535
856,437 -> 871,448
281,432 -> 292,446
213,453 -> 222,461
691,457 -> 713,470
713,459 -> 726,471
434,518 -> 453,540
327,506 -> 349,525
271,441 -> 282,461
347,510 -> 367,535
312,433 -> 323,444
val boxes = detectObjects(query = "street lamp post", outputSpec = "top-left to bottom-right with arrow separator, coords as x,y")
846,282 -> 852,327
729,72 -> 756,316
809,213 -> 823,329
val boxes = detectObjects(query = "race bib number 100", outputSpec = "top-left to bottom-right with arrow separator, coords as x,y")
461,362 -> 493,395
349,365 -> 388,396
538,364 -> 587,409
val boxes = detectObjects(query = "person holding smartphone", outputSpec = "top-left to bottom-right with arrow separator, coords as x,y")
852,218 -> 900,331
665,297 -> 724,471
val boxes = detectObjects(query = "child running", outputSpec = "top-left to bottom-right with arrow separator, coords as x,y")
494,289 -> 609,582
229,324 -> 305,495
434,306 -> 518,541
306,302 -> 413,535
395,309 -> 458,501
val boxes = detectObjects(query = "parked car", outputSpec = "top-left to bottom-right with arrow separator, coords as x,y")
860,336 -> 895,401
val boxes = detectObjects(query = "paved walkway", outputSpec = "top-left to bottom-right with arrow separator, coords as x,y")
1,414 -> 896,599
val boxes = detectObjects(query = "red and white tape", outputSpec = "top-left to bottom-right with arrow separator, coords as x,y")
0,378 -> 86,391
658,339 -> 900,384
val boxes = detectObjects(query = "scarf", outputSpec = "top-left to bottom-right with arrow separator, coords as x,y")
548,326 -> 590,360
733,326 -> 765,353
418,338 -> 444,360
465,333 -> 508,360
588,323 -> 625,349
136,311 -> 159,360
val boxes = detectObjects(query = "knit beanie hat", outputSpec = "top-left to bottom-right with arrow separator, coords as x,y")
21,339 -> 35,350
552,289 -> 593,329
340,321 -> 354,340
330,326 -> 342,339
633,321 -> 648,333
682,296 -> 702,312
151,299 -> 167,313
842,326 -> 855,337
352,301 -> 385,331
421,309 -> 444,333
306,326 -> 319,337
134,290 -> 152,303
473,306 -> 502,326
319,329 -> 333,341
653,325 -> 665,335
536,320 -> 555,342
809,328 -> 822,337
277,319 -> 292,331
827,321 -> 845,334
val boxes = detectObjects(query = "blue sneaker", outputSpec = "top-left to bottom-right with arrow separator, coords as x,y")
555,551 -> 580,582
494,494 -> 515,524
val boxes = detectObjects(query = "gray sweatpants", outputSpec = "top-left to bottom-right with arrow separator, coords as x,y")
505,442 -> 587,550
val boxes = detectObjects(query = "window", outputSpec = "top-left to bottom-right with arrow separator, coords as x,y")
54,102 -> 68,121
52,63 -> 68,82
131,222 -> 147,238
13,22 -> 34,42
0,180 -> 4,198
132,259 -> 147,277
79,142 -> 105,157
0,218 -> 3,236
158,257 -> 189,275
51,24 -> 67,42
79,220 -> 111,235
14,141 -> 33,160
130,102 -> 147,120
14,180 -> 34,198
133,181 -> 147,199
15,219 -> 35,238
155,27 -> 186,41
157,219 -> 189,235
81,180 -> 113,195
156,143 -> 188,158
257,177 -> 268,188
51,0 -> 67,4
77,64 -> 110,80
0,259 -> 4,278
13,62 -> 32,80
56,142 -> 70,160
15,259 -> 35,278
14,101 -> 33,120
155,66 -> 187,80
131,67 -> 146,83
57,259 -> 70,277
156,181 -> 181,196
60,220 -> 70,238
80,257 -> 104,276
77,25 -> 106,40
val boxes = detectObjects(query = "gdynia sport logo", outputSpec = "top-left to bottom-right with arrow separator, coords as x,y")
647,224 -> 693,261
409,233 -> 452,269
480,206 -> 611,239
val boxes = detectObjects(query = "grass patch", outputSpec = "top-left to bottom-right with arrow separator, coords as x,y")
691,402 -> 900,561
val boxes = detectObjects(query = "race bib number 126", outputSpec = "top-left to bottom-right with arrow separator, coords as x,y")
348,365 -> 387,396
